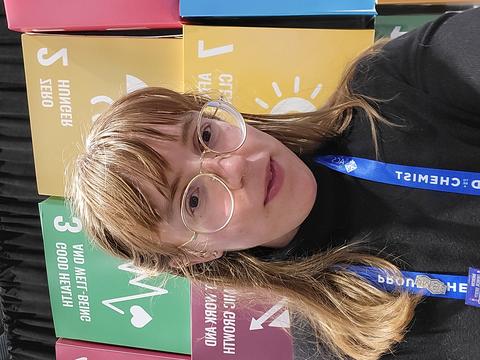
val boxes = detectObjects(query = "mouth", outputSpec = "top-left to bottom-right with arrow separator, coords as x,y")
264,157 -> 283,205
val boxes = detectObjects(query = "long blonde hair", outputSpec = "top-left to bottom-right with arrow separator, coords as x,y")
67,39 -> 422,360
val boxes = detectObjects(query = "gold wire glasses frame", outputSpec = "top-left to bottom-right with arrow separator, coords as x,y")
178,100 -> 247,254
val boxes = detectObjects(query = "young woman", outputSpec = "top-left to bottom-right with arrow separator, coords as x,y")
68,7 -> 480,360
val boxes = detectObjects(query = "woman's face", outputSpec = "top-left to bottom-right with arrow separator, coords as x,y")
143,112 -> 317,262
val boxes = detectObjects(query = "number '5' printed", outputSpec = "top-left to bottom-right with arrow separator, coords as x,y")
37,48 -> 69,67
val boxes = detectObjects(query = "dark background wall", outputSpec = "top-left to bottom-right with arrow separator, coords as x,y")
0,3 -> 56,359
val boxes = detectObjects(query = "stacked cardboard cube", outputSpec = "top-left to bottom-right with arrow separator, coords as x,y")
376,0 -> 480,40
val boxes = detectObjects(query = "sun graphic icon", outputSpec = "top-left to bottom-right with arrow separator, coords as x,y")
255,76 -> 323,114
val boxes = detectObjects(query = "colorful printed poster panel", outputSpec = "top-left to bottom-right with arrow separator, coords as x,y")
56,338 -> 190,360
184,25 -> 374,114
40,198 -> 191,354
180,0 -> 376,17
191,283 -> 293,360
5,0 -> 181,32
22,33 -> 182,196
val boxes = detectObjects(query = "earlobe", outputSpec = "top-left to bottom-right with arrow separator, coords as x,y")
189,250 -> 223,265
168,250 -> 223,269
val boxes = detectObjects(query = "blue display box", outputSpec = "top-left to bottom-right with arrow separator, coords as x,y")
180,0 -> 377,18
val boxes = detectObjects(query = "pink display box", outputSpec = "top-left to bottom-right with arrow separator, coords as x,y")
4,0 -> 181,32
191,283 -> 293,360
56,339 -> 190,360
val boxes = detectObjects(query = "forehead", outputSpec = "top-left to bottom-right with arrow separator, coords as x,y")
144,110 -> 197,147
144,172 -> 190,247
144,111 -> 197,159
139,111 -> 198,224
136,153 -> 186,237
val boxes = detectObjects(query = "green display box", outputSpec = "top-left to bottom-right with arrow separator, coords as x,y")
375,14 -> 440,40
39,197 -> 191,354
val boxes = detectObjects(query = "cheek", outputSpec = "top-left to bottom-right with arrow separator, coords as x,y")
228,208 -> 256,237
214,202 -> 262,243
231,189 -> 263,222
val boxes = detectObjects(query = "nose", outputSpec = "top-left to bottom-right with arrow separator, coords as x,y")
201,153 -> 247,190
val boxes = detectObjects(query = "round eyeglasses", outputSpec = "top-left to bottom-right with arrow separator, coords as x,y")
179,100 -> 247,239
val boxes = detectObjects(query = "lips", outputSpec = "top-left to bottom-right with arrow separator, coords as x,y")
264,158 -> 283,205
264,158 -> 273,204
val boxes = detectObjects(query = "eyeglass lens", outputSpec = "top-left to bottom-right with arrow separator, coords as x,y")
181,102 -> 246,233
198,102 -> 245,153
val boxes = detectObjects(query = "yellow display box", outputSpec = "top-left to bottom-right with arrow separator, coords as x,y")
184,25 -> 374,113
22,34 -> 183,196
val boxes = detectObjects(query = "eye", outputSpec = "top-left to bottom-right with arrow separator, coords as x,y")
200,124 -> 212,145
193,123 -> 213,153
187,187 -> 200,216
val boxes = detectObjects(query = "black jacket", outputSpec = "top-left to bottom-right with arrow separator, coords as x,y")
251,7 -> 480,360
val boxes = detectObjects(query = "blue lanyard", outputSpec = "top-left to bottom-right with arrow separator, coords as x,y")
345,265 -> 480,308
313,155 -> 480,306
314,155 -> 480,195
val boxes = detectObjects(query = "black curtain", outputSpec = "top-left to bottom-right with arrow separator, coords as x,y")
0,3 -> 56,359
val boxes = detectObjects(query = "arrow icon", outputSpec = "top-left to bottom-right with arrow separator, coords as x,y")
249,298 -> 288,330
390,26 -> 407,40
269,309 -> 290,328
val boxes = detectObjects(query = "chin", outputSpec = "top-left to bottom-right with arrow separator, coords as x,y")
295,164 -> 317,223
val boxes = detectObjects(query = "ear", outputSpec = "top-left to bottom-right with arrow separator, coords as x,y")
168,250 -> 224,269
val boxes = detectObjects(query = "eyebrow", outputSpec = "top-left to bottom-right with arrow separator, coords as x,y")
165,113 -> 197,221
181,111 -> 197,146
